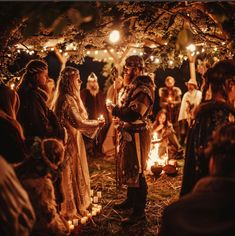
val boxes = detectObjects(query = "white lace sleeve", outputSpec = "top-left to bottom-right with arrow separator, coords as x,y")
66,96 -> 99,138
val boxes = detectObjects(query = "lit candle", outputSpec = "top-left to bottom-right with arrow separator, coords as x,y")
168,96 -> 172,101
69,224 -> 75,230
80,217 -> 87,224
90,189 -> 94,196
92,209 -> 97,216
73,219 -> 79,226
168,159 -> 177,167
97,191 -> 102,198
106,99 -> 112,106
93,196 -> 98,203
68,220 -> 73,225
10,83 -> 15,90
98,114 -> 104,121
90,197 -> 93,203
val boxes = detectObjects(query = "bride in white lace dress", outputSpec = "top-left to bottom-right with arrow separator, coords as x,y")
52,66 -> 104,218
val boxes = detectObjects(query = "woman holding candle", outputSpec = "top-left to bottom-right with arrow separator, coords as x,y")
52,66 -> 105,218
152,109 -> 184,160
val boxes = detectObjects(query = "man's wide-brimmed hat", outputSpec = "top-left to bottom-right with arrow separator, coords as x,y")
185,78 -> 198,88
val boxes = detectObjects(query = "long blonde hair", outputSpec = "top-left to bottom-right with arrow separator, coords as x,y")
52,66 -> 88,120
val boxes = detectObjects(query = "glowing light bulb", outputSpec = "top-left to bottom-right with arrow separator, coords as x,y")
109,30 -> 120,43
186,44 -> 196,52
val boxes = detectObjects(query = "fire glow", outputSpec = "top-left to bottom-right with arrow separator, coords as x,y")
147,132 -> 168,173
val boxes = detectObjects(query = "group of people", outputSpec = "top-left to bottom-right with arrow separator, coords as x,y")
107,56 -> 235,234
0,52 -> 235,235
0,61 -> 105,235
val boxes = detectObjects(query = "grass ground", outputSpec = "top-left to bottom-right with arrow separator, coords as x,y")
71,156 -> 184,236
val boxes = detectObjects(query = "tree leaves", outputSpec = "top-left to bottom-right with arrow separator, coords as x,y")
176,29 -> 193,51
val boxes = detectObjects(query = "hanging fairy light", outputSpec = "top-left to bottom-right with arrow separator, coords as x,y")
186,44 -> 196,52
109,30 -> 120,44
154,58 -> 160,64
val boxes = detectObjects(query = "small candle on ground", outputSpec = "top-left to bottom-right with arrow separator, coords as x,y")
93,196 -> 98,203
97,191 -> 102,198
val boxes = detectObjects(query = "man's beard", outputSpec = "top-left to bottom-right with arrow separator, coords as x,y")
87,82 -> 99,97
124,70 -> 135,85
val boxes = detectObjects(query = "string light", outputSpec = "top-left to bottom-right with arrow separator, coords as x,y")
186,44 -> 196,52
154,58 -> 160,64
109,30 -> 120,44
168,60 -> 174,66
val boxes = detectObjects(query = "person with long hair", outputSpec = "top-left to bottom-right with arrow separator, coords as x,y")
52,66 -> 104,218
180,60 -> 235,197
17,59 -> 64,146
152,109 -> 183,160
160,122 -> 235,236
0,84 -> 26,163
107,56 -> 155,225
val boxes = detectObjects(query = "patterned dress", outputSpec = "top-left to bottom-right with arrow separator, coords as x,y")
56,94 -> 99,217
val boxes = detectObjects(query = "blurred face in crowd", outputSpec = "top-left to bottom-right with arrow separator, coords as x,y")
37,69 -> 49,91
88,80 -> 99,91
187,83 -> 196,92
158,112 -> 166,125
165,77 -> 175,88
71,70 -> 82,90
228,79 -> 235,104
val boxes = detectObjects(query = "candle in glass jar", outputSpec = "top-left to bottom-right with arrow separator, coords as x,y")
93,196 -> 98,203
97,191 -> 102,198
73,219 -> 78,226
69,224 -> 75,230
92,209 -> 97,216
80,217 -> 87,224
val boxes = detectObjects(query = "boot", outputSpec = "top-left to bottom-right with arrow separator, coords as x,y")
121,176 -> 147,225
113,187 -> 134,210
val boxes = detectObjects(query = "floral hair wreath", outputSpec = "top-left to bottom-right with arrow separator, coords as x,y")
31,137 -> 58,171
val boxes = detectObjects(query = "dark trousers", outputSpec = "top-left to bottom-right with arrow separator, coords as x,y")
127,175 -> 148,215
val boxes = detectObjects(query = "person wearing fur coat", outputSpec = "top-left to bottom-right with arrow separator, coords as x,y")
180,60 -> 235,197
52,66 -> 104,218
16,138 -> 69,236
